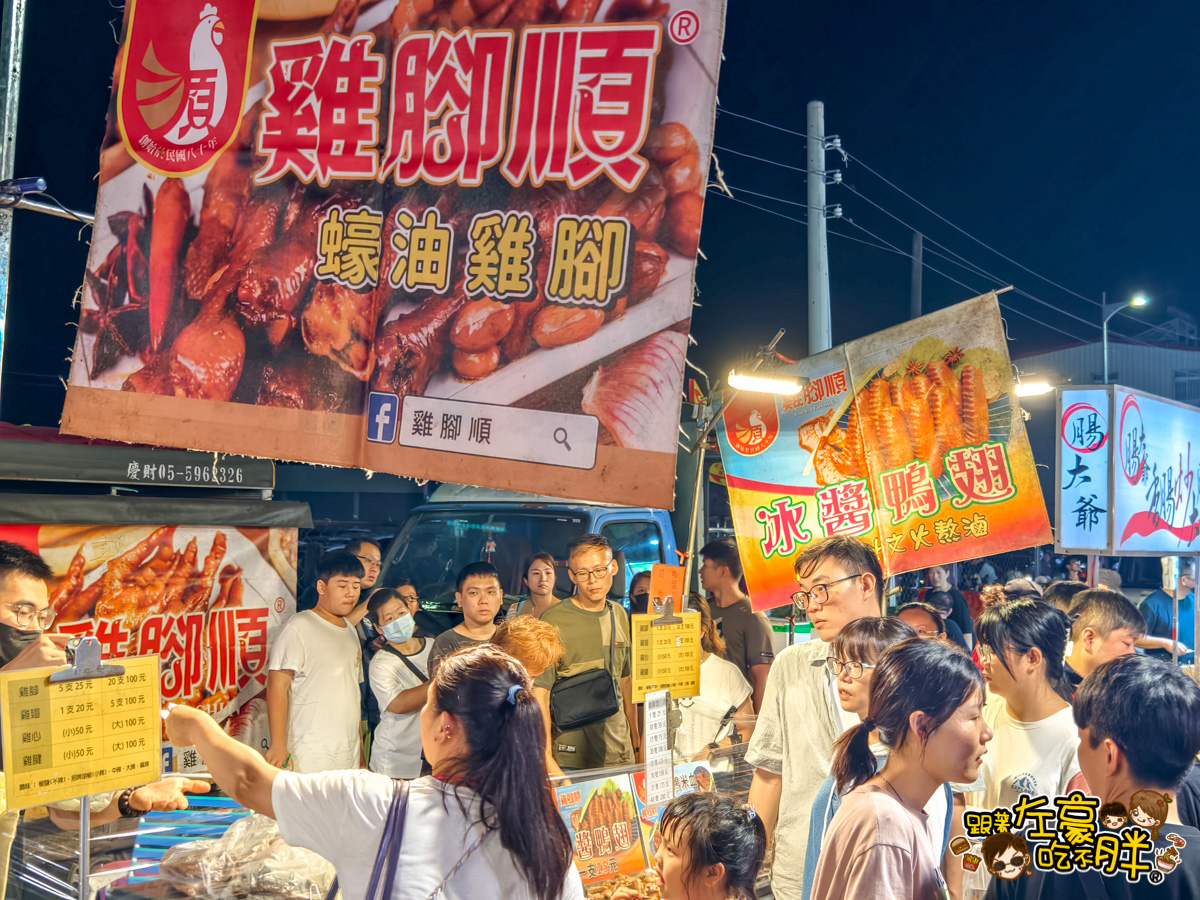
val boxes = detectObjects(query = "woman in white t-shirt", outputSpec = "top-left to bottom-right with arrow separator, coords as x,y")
367,588 -> 433,779
970,599 -> 1083,807
166,645 -> 583,900
675,594 -> 753,759
810,638 -> 991,900
962,599 -> 1085,898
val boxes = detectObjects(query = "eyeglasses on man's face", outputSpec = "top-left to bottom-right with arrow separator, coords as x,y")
792,572 -> 863,611
355,554 -> 381,569
571,564 -> 612,583
6,603 -> 54,630
825,657 -> 876,679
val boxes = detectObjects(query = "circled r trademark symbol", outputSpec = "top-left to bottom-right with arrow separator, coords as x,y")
274,597 -> 285,613
669,10 -> 700,44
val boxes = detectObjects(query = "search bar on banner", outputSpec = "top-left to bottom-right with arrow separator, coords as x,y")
395,396 -> 599,470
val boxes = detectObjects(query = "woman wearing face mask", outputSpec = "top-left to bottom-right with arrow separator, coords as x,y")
810,638 -> 991,900
628,570 -> 652,616
367,587 -> 432,778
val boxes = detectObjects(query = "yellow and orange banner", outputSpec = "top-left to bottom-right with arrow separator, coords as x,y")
717,293 -> 1050,611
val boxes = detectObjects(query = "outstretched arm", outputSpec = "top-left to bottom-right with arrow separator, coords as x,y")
166,706 -> 279,818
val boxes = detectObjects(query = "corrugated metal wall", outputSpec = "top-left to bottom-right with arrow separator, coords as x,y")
1013,342 -> 1200,406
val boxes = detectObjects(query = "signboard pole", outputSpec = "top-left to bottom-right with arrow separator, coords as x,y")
47,638 -> 127,900
0,0 -> 26,404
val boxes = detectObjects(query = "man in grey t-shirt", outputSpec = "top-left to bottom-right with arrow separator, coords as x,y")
746,536 -> 884,900
700,538 -> 774,712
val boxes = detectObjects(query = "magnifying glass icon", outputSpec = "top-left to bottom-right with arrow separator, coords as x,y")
553,427 -> 572,452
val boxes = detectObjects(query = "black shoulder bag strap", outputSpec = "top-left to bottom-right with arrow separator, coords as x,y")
380,641 -> 429,683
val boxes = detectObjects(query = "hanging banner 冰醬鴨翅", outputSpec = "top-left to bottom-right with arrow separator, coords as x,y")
716,292 -> 1051,611
60,0 -> 728,509
0,524 -> 298,762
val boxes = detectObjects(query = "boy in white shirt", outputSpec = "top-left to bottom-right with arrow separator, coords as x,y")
265,552 -> 365,773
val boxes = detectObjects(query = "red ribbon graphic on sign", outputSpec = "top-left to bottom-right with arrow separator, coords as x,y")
1120,512 -> 1200,546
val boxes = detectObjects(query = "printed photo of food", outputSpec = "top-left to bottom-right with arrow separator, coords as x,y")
802,339 -> 1013,493
578,778 -> 640,852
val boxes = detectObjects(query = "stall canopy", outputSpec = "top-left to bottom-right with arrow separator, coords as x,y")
0,423 -> 274,489
0,493 -> 311,527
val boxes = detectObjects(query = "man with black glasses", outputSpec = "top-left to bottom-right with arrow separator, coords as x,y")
746,536 -> 884,900
535,534 -> 639,771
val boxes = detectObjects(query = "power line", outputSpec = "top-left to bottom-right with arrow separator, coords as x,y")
836,216 -> 1084,343
713,188 -> 1082,342
711,144 -> 808,174
714,191 -> 903,256
710,141 -> 1148,342
716,108 -> 1152,331
838,182 -> 1126,336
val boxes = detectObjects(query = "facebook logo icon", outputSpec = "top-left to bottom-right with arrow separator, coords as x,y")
367,392 -> 399,444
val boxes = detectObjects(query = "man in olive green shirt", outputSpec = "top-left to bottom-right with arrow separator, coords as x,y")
534,534 -> 640,771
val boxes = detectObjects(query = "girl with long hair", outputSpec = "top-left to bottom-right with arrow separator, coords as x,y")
675,593 -> 754,759
969,599 -> 1082,807
611,792 -> 766,900
809,638 -> 990,900
166,644 -> 583,900
962,599 -> 1083,898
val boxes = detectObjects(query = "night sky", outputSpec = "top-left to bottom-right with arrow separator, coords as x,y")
4,0 -> 1198,427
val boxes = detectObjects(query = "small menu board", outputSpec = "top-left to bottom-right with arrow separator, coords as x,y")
555,774 -> 648,884
631,611 -> 701,701
0,655 -> 161,809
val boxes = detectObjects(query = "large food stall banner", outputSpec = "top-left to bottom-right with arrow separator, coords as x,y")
0,524 -> 298,763
60,0 -> 728,510
716,293 -> 1051,611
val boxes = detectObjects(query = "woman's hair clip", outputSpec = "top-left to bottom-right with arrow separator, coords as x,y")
746,802 -> 757,821
506,683 -> 522,705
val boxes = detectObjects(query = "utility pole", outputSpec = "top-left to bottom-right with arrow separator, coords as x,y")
1101,290 -> 1109,384
807,101 -> 831,354
910,233 -> 923,319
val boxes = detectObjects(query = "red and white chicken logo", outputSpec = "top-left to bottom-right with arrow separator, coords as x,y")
162,5 -> 230,146
118,0 -> 255,176
723,395 -> 779,456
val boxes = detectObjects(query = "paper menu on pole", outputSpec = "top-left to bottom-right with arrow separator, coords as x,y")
0,655 -> 161,809
643,690 -> 673,806
631,612 -> 701,701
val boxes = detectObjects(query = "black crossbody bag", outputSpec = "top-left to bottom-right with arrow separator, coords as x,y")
549,603 -> 621,730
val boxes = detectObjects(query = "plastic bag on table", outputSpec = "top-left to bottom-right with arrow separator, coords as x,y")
159,813 -> 335,899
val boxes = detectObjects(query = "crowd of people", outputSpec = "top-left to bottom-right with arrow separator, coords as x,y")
0,530 -> 1198,900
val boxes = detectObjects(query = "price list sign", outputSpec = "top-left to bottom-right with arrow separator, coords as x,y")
0,655 -> 161,809
642,690 -> 673,806
631,611 -> 701,702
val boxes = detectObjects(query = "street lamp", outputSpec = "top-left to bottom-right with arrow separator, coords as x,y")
1101,293 -> 1149,384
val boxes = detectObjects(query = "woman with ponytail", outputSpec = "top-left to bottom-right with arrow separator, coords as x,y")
166,644 -> 583,900
810,638 -> 989,900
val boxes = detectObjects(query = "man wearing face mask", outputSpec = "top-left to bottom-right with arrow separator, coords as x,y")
365,587 -> 431,778
0,542 -> 208,894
